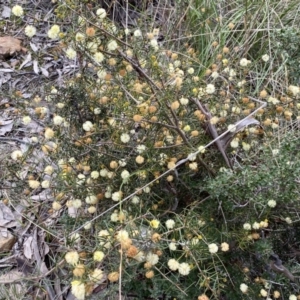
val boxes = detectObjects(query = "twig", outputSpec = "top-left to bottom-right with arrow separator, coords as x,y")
117,49 -> 162,92
0,137 -> 32,144
119,245 -> 123,300
192,98 -> 232,169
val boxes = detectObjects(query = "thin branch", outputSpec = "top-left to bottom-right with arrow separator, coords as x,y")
192,98 -> 232,169
117,49 -> 162,92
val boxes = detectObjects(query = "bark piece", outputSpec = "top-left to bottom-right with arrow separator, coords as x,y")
0,229 -> 16,252
0,36 -> 27,57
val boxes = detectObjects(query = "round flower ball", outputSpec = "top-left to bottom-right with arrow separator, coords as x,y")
82,121 -> 93,131
150,219 -> 160,229
53,115 -> 64,125
262,54 -> 270,62
71,280 -> 85,300
73,264 -> 85,277
267,199 -> 276,208
44,128 -> 54,139
240,283 -> 248,293
112,191 -> 122,202
108,271 -> 119,282
96,8 -> 107,19
107,40 -> 118,51
208,243 -> 218,254
28,180 -> 40,189
252,222 -> 260,230
145,270 -> 155,279
240,58 -> 248,67
131,195 -> 140,204
165,219 -> 175,229
179,97 -> 189,105
146,253 -> 159,265
198,294 -> 209,300
65,48 -> 77,60
120,133 -> 130,143
121,170 -> 130,181
85,194 -> 98,204
260,289 -> 268,297
169,242 -> 177,251
94,52 -> 104,63
273,291 -> 280,299
90,171 -> 99,179
93,251 -> 105,262
178,262 -> 190,276
168,259 -> 179,271
12,5 -> 24,17
11,150 -> 23,161
136,155 -> 145,164
65,251 -> 79,265
24,25 -> 36,38
206,84 -> 215,94
88,206 -> 96,213
134,29 -> 142,37
243,223 -> 251,230
221,242 -> 229,252
47,24 -> 60,39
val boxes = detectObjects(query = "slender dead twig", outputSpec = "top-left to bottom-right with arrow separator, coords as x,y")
117,49 -> 162,92
192,98 -> 233,169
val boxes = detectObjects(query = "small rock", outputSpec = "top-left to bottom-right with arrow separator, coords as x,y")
0,229 -> 16,252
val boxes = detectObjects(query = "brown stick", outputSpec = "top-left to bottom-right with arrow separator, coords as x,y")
192,98 -> 232,169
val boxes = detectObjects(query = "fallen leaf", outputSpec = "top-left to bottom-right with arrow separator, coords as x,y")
30,42 -> 39,52
40,67 -> 49,77
0,269 -> 24,283
15,257 -> 34,275
0,270 -> 28,300
0,119 -> 13,136
30,189 -> 53,201
2,6 -> 11,18
1,61 -> 11,68
22,93 -> 32,98
0,68 -> 14,72
33,60 -> 39,74
0,73 -> 11,86
19,53 -> 32,69
0,36 -> 27,57
0,203 -> 18,227
23,236 -> 33,259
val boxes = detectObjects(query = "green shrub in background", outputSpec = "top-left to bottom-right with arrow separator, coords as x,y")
272,27 -> 300,85
205,129 -> 300,298
3,0 -> 300,299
